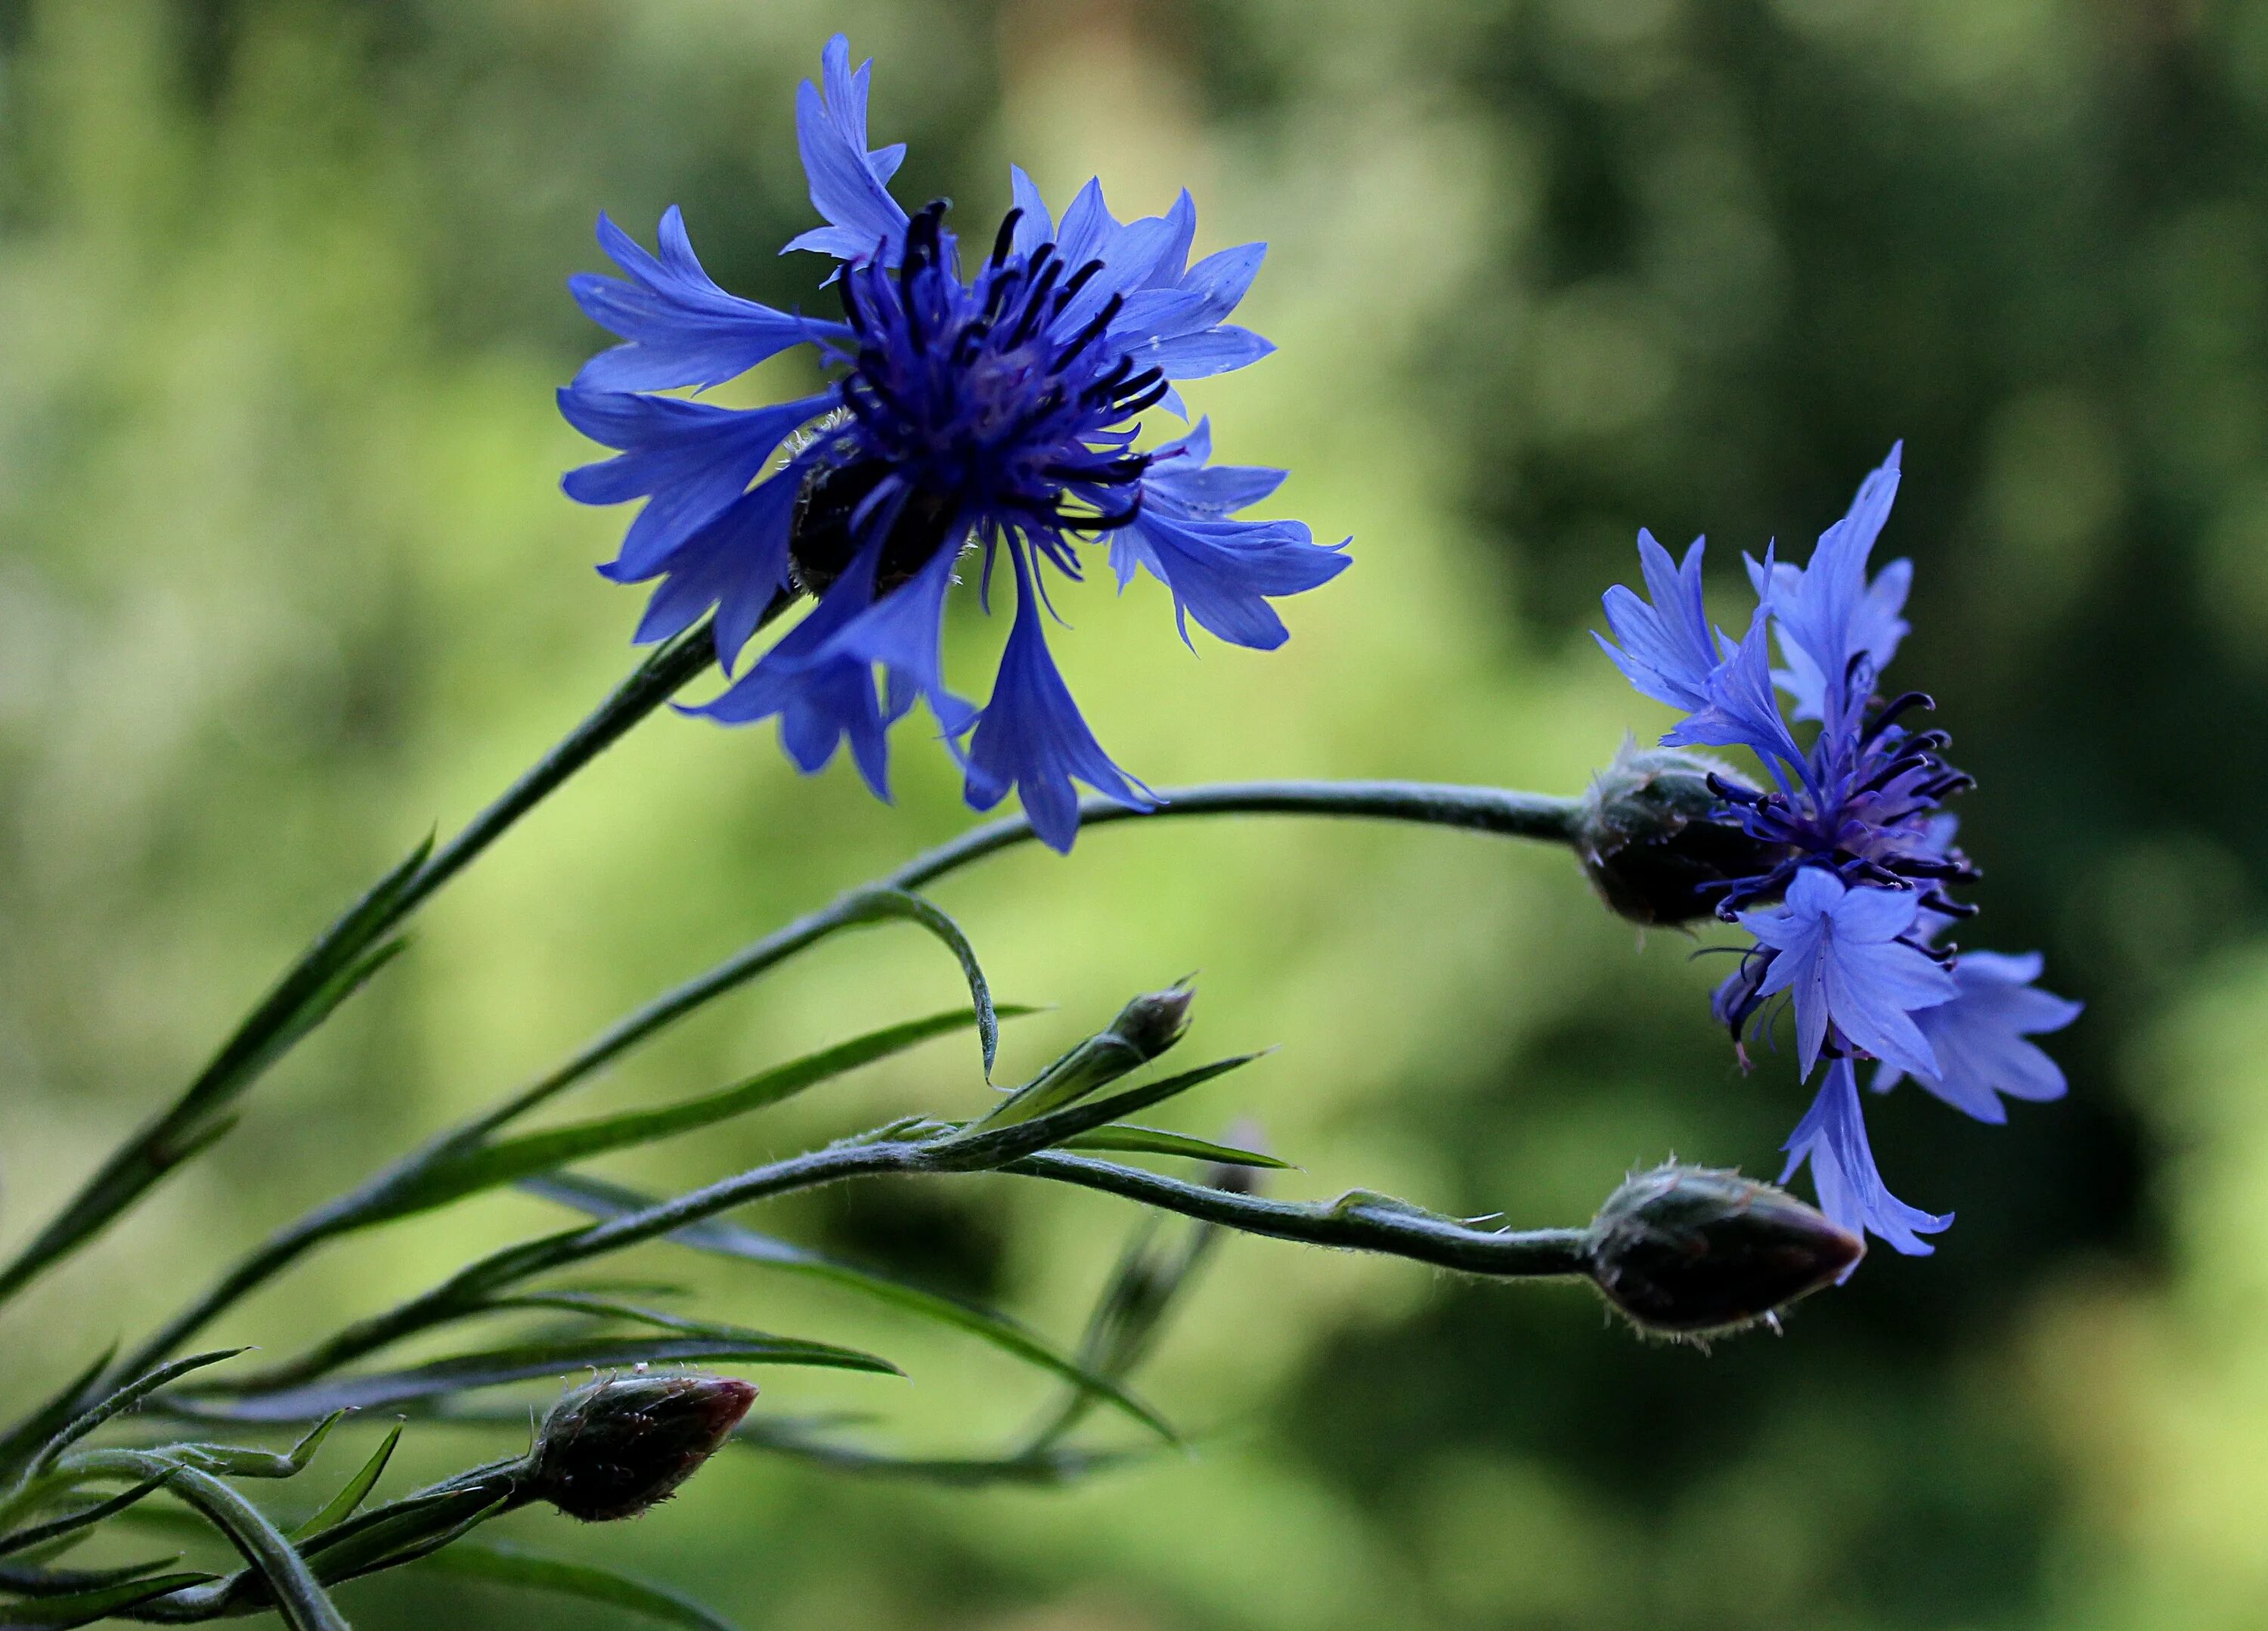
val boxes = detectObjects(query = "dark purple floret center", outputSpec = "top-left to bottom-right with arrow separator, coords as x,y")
791,200 -> 1167,600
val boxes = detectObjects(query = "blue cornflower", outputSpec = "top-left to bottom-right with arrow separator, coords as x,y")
558,36 -> 1349,851
1597,447 -> 2079,1255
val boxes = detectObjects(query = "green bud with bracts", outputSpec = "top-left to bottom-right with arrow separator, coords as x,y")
528,1372 -> 757,1521
974,980 -> 1195,1130
1583,1164 -> 1863,1339
1575,742 -> 1792,926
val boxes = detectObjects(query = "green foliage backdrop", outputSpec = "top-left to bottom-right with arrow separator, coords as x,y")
4,0 -> 2261,1625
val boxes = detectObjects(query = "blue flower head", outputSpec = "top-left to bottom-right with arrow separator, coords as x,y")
559,36 -> 1349,851
1597,448 -> 2078,1255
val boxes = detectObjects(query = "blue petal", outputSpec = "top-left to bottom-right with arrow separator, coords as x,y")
1743,869 -> 1956,1079
1780,1059 -> 1952,1257
1125,325 -> 1275,380
562,388 -> 831,580
692,540 -> 894,798
1662,605 -> 1805,770
1051,178 -> 1120,274
1112,506 -> 1349,650
1008,166 -> 1054,259
621,467 -> 801,665
816,535 -> 978,742
790,36 -> 908,267
1596,529 -> 1720,712
1768,442 -> 1904,721
965,547 -> 1157,852
571,209 -> 840,392
1873,950 -> 2082,1123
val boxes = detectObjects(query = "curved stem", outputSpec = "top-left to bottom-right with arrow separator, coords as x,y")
61,1451 -> 346,1629
0,617 -> 737,1318
220,1125 -> 1590,1394
1005,1152 -> 1588,1276
123,779 -> 1581,1377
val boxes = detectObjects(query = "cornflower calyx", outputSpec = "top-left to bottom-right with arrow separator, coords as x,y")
1585,1164 -> 1862,1339
558,37 -> 1351,852
528,1372 -> 756,1522
1575,743 -> 1794,926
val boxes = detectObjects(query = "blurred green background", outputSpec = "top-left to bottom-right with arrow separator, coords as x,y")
5,0 -> 2263,1624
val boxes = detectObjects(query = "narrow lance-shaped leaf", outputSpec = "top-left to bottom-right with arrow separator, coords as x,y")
364,1006 -> 1030,1226
0,1570 -> 218,1626
291,1425 -> 401,1539
0,1348 -> 116,1481
0,833 -> 432,1310
0,1477 -> 175,1560
1059,1126 -> 1292,1167
942,1054 -> 1263,1167
837,889 -> 1002,1078
522,1172 -> 1179,1444
30,1349 -> 250,1475
184,1334 -> 900,1422
416,1540 -> 742,1631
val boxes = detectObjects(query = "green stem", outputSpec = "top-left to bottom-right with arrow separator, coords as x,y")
218,1124 -> 1589,1394
0,620 -> 727,1315
123,779 -> 1579,1377
60,1451 -> 347,1629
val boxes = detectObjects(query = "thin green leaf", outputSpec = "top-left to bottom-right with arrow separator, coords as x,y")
0,1477 -> 173,1559
944,1055 -> 1262,1166
0,1569 -> 214,1626
841,890 -> 1000,1079
0,1349 -> 115,1480
184,1334 -> 899,1422
417,1540 -> 740,1631
364,1006 -> 1029,1226
0,833 -> 431,1311
1059,1126 -> 1293,1168
291,1425 -> 400,1539
733,1417 -> 1152,1487
31,1349 -> 250,1474
522,1172 -> 1179,1445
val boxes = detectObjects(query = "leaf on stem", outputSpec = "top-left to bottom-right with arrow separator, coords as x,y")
837,890 -> 1002,1078
1058,1127 -> 1292,1168
29,1349 -> 251,1475
415,1540 -> 742,1630
182,1334 -> 900,1422
290,1425 -> 401,1539
522,1172 -> 1179,1444
0,1569 -> 217,1626
364,1006 -> 1030,1226
0,1348 -> 116,1481
0,1478 -> 175,1560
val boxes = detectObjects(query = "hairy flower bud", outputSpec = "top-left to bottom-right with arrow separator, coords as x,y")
976,981 -> 1198,1130
529,1372 -> 757,1522
1584,1164 -> 1862,1339
1576,743 -> 1790,926
1110,981 -> 1197,1062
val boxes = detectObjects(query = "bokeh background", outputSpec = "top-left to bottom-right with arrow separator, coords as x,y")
5,0 -> 2265,1624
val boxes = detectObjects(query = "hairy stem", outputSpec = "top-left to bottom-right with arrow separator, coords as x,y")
126,779 -> 1581,1378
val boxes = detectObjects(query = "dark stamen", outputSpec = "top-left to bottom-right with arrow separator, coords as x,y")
990,208 -> 1024,268
1052,293 -> 1125,371
1861,690 -> 1935,745
1115,374 -> 1171,416
1052,259 -> 1105,314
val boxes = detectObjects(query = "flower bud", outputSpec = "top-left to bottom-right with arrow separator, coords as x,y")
528,1372 -> 756,1522
1575,743 -> 1789,926
1583,1164 -> 1862,1339
1109,981 -> 1197,1062
975,981 -> 1198,1130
